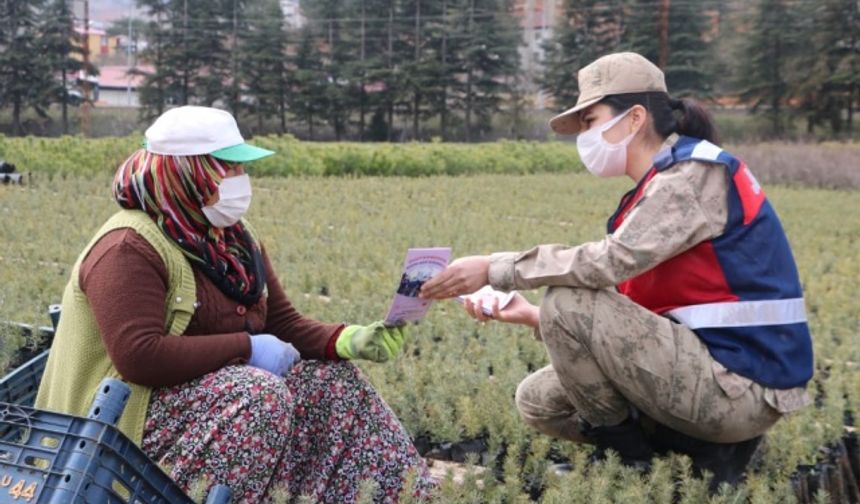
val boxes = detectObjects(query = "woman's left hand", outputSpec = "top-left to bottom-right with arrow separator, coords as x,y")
464,292 -> 540,328
248,334 -> 301,376
419,255 -> 491,300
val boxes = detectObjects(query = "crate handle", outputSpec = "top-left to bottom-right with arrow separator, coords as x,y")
48,304 -> 61,332
87,378 -> 131,427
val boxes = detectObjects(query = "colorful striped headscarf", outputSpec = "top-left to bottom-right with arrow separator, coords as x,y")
113,149 -> 265,305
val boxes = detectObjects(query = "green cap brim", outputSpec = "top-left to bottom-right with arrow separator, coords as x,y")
210,143 -> 275,163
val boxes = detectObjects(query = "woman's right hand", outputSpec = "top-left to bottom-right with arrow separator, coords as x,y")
464,292 -> 540,328
248,334 -> 301,376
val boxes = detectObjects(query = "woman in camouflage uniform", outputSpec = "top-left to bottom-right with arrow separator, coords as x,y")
420,52 -> 813,490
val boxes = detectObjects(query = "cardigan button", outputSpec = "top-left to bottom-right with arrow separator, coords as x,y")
236,305 -> 247,316
175,296 -> 182,303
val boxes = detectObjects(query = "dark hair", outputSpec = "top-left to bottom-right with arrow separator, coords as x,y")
599,92 -> 721,145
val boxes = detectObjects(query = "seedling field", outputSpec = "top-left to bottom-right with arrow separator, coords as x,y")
1,169 -> 858,502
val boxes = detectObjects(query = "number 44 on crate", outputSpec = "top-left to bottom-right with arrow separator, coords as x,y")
0,478 -> 37,502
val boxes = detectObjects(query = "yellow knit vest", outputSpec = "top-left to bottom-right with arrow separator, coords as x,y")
35,209 -> 197,444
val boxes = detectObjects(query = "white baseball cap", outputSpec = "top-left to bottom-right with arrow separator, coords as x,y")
144,105 -> 274,162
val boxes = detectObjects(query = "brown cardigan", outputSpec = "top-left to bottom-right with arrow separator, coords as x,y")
79,228 -> 343,387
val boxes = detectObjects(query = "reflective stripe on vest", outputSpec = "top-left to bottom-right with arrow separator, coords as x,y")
666,297 -> 807,329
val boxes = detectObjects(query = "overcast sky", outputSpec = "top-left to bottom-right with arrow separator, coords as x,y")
74,0 -> 138,25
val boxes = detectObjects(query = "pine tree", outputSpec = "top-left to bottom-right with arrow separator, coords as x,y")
664,0 -> 714,97
288,25 -> 327,139
431,0 -> 457,139
0,0 -> 54,135
186,0 -> 231,107
302,0 -> 356,140
136,0 -> 233,117
292,0 -> 521,141
399,0 -> 448,140
542,0 -> 624,112
221,0 -> 249,115
136,0 -> 180,119
342,0 -> 390,140
736,0 -> 799,137
172,0 -> 198,106
454,0 -> 521,141
239,0 -> 288,133
704,0 -> 738,98
401,0 -> 424,139
419,0 -> 473,141
379,0 -> 405,141
622,0 -> 658,63
786,0 -> 825,134
623,0 -> 715,98
805,0 -> 860,134
40,0 -> 84,134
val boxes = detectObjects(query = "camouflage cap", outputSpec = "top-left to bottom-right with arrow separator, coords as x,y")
549,52 -> 667,135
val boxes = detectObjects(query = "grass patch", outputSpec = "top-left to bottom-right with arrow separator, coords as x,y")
1,173 -> 857,500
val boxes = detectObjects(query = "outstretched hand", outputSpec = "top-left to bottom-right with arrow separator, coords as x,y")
336,321 -> 407,363
419,255 -> 491,300
464,292 -> 540,328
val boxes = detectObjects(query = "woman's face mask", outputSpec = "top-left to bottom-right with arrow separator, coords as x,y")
576,108 -> 636,177
202,174 -> 252,228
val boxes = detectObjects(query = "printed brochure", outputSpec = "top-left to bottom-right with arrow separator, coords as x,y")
384,247 -> 452,325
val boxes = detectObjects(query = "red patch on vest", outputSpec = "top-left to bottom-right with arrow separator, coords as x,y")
617,241 -> 739,313
733,161 -> 766,225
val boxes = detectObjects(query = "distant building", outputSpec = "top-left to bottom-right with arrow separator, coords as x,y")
74,25 -> 122,62
95,65 -> 152,107
280,0 -> 305,29
511,0 -> 562,109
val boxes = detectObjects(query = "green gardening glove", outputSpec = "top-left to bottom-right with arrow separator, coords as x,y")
335,321 -> 407,362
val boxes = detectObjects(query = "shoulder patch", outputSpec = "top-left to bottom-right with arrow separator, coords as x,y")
691,140 -> 723,162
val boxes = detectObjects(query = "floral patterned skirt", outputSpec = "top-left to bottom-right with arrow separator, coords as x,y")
141,360 -> 434,503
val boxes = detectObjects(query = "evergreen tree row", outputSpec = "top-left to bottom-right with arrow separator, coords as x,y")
737,0 -> 860,136
0,0 -> 87,135
542,0 -> 859,138
136,0 -> 521,141
1,0 -> 857,139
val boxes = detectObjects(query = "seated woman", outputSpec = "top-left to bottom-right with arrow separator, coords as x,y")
36,106 -> 433,503
421,52 -> 813,489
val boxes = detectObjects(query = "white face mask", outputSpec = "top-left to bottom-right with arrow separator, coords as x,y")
202,174 -> 252,228
576,108 -> 636,177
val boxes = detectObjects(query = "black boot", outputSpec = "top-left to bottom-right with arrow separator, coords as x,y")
580,415 -> 654,471
650,422 -> 762,492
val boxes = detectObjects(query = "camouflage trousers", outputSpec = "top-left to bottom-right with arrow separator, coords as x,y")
515,286 -> 783,444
